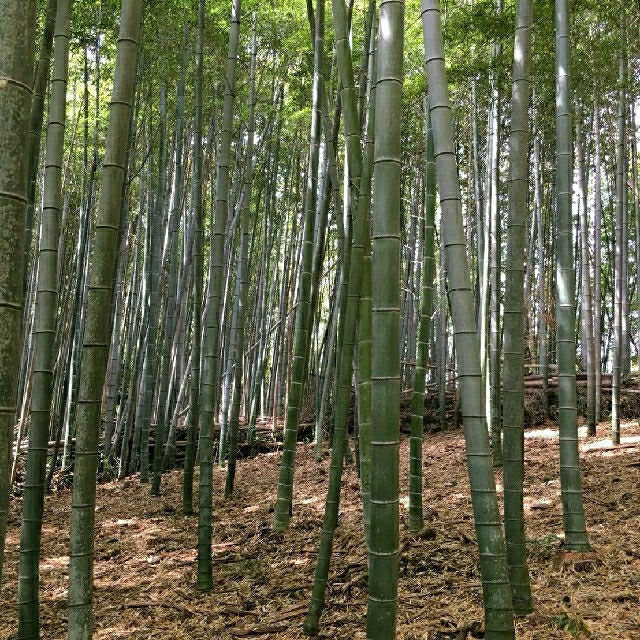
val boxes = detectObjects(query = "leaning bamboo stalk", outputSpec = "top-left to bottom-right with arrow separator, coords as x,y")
421,0 -> 515,635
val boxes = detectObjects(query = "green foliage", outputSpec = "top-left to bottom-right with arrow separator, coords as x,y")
552,613 -> 591,638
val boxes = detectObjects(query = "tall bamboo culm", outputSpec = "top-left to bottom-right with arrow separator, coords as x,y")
554,0 -> 591,551
273,0 -> 323,532
502,0 -> 533,615
421,1 -> 516,636
18,1 -> 72,636
67,2 -> 143,637
0,0 -> 37,586
197,0 -> 239,589
367,2 -> 404,637
408,96 -> 435,534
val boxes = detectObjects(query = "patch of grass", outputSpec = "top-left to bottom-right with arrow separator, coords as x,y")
551,613 -> 591,638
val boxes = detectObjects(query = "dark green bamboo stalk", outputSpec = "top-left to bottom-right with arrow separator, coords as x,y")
15,0 -> 58,433
502,0 -> 533,615
575,105 -> 596,437
152,28 -> 188,495
357,0 -> 375,126
554,0 -> 591,551
612,34 -> 626,446
225,12 -> 257,498
367,0 -> 404,640
196,0 -> 237,589
273,0 -> 323,531
408,96 -> 435,534
0,0 -> 37,587
23,0 -> 57,299
67,2 -> 142,636
367,2 -> 404,636
303,0 -> 369,631
421,1 -> 515,636
184,0 -> 205,518
17,1 -> 71,635
358,15 -> 376,542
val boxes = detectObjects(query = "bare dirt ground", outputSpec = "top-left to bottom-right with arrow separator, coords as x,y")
1,419 -> 639,639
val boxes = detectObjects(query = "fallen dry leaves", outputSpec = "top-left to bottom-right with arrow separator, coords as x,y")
1,418 -> 639,639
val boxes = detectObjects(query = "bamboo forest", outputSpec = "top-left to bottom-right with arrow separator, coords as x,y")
2,0 -> 640,638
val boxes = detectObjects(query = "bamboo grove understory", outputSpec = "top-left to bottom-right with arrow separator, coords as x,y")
0,0 -> 639,637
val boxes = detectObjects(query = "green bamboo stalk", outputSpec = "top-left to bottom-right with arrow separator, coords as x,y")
575,105 -> 596,438
23,0 -> 57,298
303,0 -> 368,631
117,205 -> 145,480
502,0 -> 533,615
592,104 -> 602,423
140,87 -> 166,484
184,0 -> 205,518
408,96 -> 435,534
532,123 -> 548,420
367,2 -> 404,636
421,1 -> 515,636
67,2 -> 142,636
198,0 -> 240,472
196,0 -> 238,589
152,26 -> 188,495
16,0 -> 57,437
611,31 -> 626,446
313,80 -> 343,461
358,15 -> 376,543
554,0 -> 591,551
488,83 -> 502,467
132,130 -> 154,476
0,0 -> 37,587
17,2 -> 71,635
225,12 -> 258,498
273,0 -> 323,531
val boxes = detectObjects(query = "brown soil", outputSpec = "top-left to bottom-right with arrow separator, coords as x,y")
1,419 -> 639,639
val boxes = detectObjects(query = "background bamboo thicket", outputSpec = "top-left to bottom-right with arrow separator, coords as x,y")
0,0 -> 639,638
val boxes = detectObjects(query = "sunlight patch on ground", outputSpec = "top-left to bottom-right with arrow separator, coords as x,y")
582,435 -> 640,451
525,420 -> 639,442
523,497 -> 553,512
525,427 -> 560,439
524,425 -> 590,439
243,504 -> 261,513
41,555 -> 69,571
101,517 -> 138,529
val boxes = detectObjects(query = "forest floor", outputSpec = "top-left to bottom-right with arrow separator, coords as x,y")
1,419 -> 640,639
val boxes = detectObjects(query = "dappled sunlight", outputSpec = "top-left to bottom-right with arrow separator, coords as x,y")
525,426 -> 560,439
379,9 -> 391,42
523,497 -> 554,513
556,268 -> 570,306
40,555 -> 69,571
525,420 -> 640,454
101,517 -> 138,529
583,434 -> 640,452
2,427 -> 640,638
